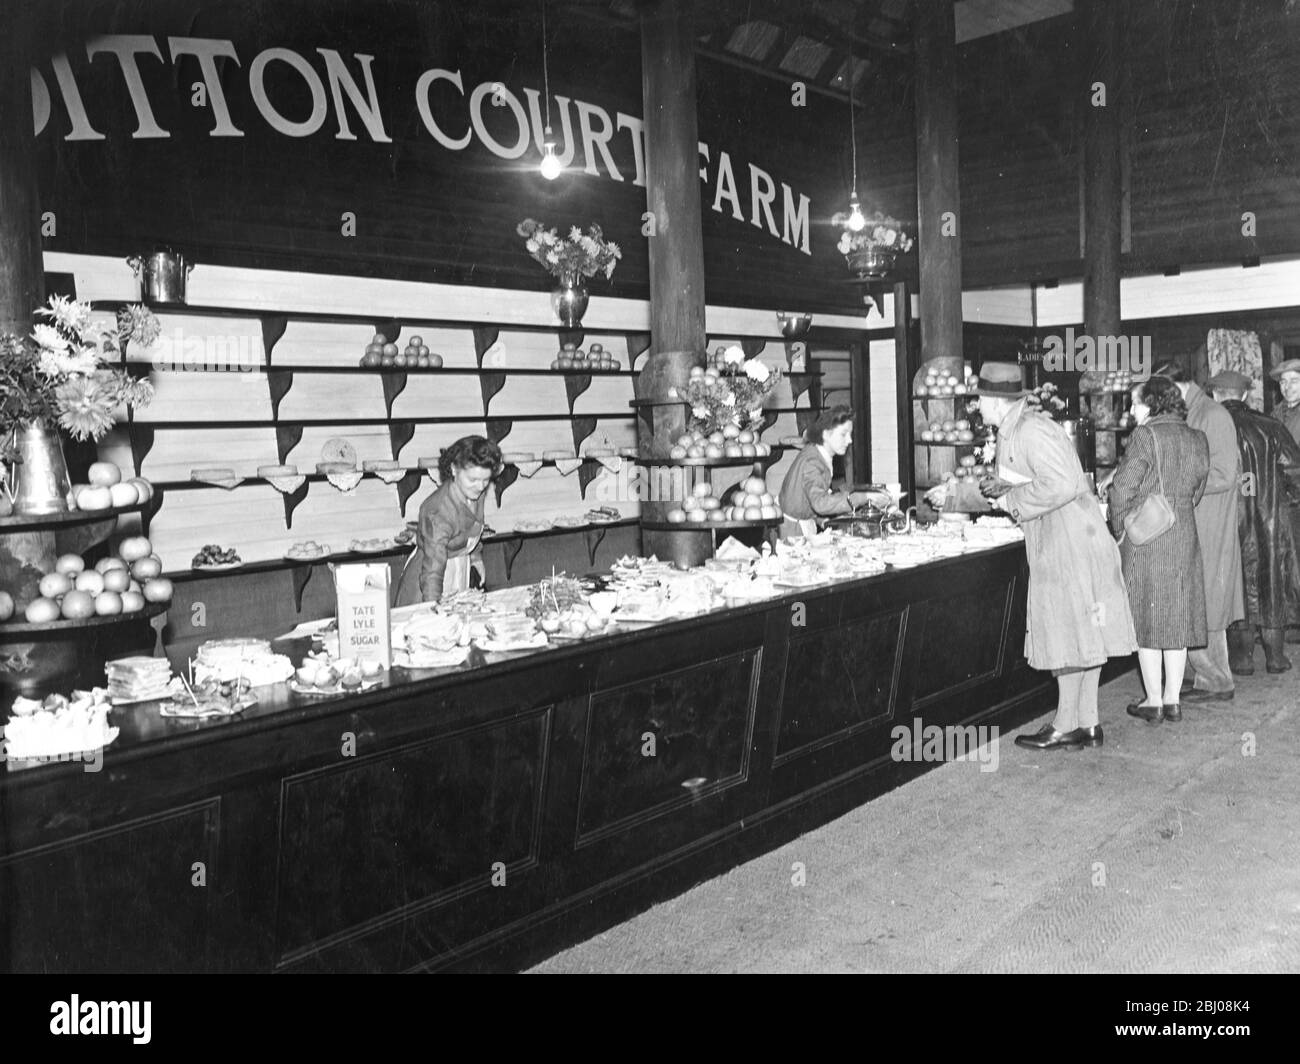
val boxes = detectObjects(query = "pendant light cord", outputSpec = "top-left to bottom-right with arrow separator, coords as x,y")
848,53 -> 857,195
541,0 -> 552,133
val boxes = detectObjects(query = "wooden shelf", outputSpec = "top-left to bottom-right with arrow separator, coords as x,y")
133,412 -> 635,430
633,451 -> 783,467
640,517 -> 783,532
126,359 -> 638,378
0,499 -> 153,532
0,599 -> 168,635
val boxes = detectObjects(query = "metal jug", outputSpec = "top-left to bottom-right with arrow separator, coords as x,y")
5,424 -> 72,514
128,250 -> 194,304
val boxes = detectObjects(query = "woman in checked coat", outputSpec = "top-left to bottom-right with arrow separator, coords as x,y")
1108,375 -> 1210,724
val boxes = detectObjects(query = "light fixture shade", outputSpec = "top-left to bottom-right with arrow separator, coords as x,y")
846,195 -> 866,232
539,140 -> 562,180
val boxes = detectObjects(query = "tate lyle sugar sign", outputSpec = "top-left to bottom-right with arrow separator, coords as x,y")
30,36 -> 813,256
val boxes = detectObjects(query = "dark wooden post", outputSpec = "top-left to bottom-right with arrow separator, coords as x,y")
912,0 -> 962,491
913,0 -> 962,367
0,0 -> 44,336
1081,0 -> 1122,340
638,0 -> 710,565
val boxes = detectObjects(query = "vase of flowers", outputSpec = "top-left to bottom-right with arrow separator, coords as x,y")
1,296 -> 154,513
517,219 -> 621,327
674,346 -> 782,436
832,211 -> 914,280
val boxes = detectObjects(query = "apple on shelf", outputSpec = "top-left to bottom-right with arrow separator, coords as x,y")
67,461 -> 153,511
10,534 -> 172,625
667,424 -> 769,460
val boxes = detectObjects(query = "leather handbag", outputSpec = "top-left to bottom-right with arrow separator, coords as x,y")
1122,426 -> 1176,546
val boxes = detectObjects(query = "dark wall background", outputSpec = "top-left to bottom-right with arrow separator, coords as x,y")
27,0 -> 1300,310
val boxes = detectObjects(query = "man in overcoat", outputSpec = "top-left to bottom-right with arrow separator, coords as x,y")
1154,361 -> 1245,702
1207,371 -> 1300,674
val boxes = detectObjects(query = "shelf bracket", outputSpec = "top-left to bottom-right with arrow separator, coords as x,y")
127,424 -> 155,477
268,369 -> 294,420
626,332 -> 652,369
473,327 -> 501,367
570,416 -> 597,455
563,373 -> 593,415
261,314 -> 289,363
275,423 -> 304,466
395,470 -> 424,516
500,535 -> 525,581
372,318 -> 401,345
577,459 -> 601,500
486,419 -> 514,447
740,338 -> 767,359
584,524 -> 609,565
282,479 -> 310,530
795,409 -> 817,437
479,371 -> 507,412
493,463 -> 520,507
559,327 -> 585,352
291,564 -> 316,613
381,372 -> 409,419
388,420 -> 416,462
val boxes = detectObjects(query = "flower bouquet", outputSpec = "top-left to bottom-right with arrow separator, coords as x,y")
832,210 -> 914,280
1,296 -> 154,450
516,219 -> 621,282
1025,380 -> 1068,420
672,346 -> 782,435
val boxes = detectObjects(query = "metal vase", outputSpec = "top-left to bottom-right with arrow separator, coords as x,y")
7,423 -> 72,515
551,272 -> 589,327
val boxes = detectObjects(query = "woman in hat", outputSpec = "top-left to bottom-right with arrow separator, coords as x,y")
1108,375 -> 1210,724
395,435 -> 502,605
926,362 -> 1136,751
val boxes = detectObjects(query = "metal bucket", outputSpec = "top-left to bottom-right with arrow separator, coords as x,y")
5,424 -> 71,515
128,250 -> 194,304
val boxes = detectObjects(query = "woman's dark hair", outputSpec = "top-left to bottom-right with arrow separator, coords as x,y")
1134,375 -> 1187,419
439,435 -> 502,482
1152,359 -> 1186,383
805,405 -> 854,444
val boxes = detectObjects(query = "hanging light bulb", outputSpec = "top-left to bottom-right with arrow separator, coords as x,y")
537,0 -> 563,180
846,193 -> 866,231
540,131 -> 562,180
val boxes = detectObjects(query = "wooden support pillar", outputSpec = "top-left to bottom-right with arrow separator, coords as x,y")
0,0 -> 44,336
1081,0 -> 1122,339
637,0 -> 706,404
913,0 -> 962,367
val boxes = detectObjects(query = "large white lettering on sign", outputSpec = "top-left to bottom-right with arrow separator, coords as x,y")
32,35 -> 813,255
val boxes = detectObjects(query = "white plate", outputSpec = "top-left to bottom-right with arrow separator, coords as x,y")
475,632 -> 549,652
192,560 -> 243,571
512,521 -> 553,533
552,517 -> 587,529
394,645 -> 471,669
285,549 -> 331,562
350,539 -> 395,554
289,677 -> 382,696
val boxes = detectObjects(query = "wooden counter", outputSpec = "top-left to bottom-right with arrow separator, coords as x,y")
0,542 -> 1056,973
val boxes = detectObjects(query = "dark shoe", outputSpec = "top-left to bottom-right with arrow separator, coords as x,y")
1182,688 -> 1234,704
1227,628 -> 1256,675
1015,724 -> 1086,751
1162,704 -> 1182,722
1263,628 -> 1293,673
1126,702 -> 1163,724
1070,725 -> 1104,748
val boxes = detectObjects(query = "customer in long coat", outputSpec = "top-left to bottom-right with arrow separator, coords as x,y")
1108,376 -> 1209,724
1153,362 -> 1244,701
1208,371 -> 1300,673
926,363 -> 1136,752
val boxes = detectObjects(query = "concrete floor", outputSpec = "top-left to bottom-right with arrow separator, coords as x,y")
531,661 -> 1300,973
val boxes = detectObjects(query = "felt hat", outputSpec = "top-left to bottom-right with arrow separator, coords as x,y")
1206,370 -> 1251,393
1269,359 -> 1300,381
972,361 -> 1027,397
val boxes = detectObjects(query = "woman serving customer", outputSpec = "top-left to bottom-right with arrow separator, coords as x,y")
778,406 -> 879,538
395,435 -> 502,606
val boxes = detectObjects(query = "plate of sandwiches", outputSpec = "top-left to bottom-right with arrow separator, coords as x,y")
473,613 -> 547,652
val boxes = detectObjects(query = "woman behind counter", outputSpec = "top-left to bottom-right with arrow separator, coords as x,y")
395,435 -> 502,606
778,406 -> 877,538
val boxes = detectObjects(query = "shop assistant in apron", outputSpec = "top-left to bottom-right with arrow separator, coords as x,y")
395,435 -> 501,606
778,406 -> 873,538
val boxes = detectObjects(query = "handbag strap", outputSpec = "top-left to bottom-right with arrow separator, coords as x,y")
1149,423 -> 1167,496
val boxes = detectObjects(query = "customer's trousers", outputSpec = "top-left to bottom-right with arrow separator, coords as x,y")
1187,629 -> 1234,693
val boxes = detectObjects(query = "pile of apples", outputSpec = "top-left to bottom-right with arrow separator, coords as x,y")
668,424 -> 771,460
954,454 -> 993,480
665,476 -> 781,524
920,418 -> 976,445
359,333 -> 443,369
5,535 -> 173,624
550,341 -> 620,371
915,369 -> 978,397
67,462 -> 153,513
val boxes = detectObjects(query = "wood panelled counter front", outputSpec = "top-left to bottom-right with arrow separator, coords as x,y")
0,544 -> 1052,973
